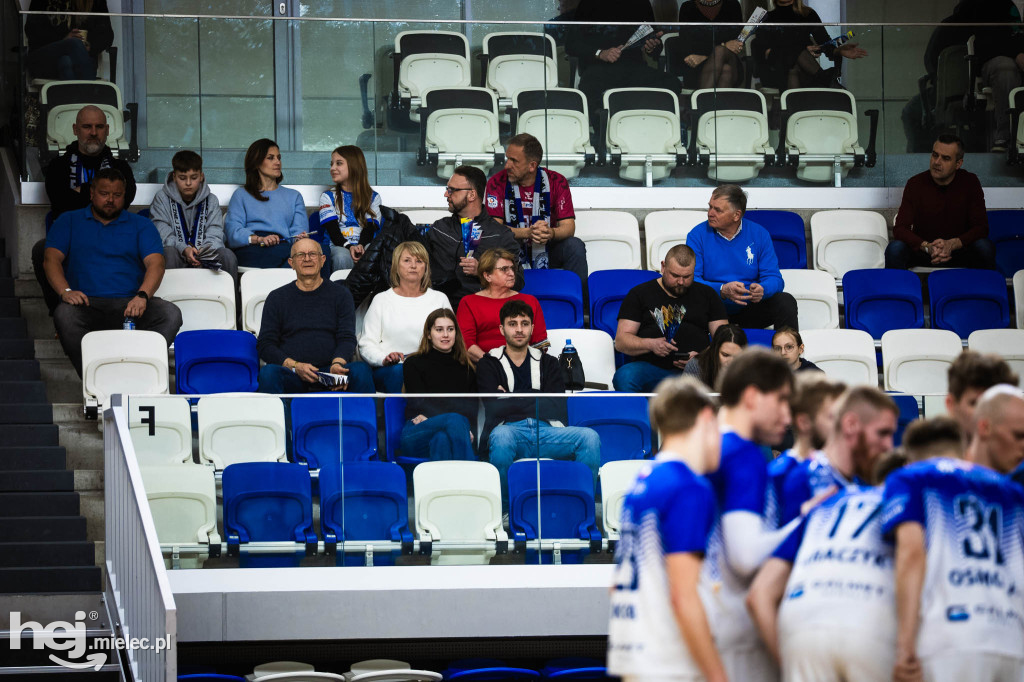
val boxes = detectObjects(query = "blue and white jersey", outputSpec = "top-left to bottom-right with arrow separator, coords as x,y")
318,189 -> 382,245
881,458 -> 1024,660
780,452 -> 861,525
700,431 -> 774,648
767,449 -> 805,527
774,485 -> 895,641
608,456 -> 716,677
1012,460 -> 1024,490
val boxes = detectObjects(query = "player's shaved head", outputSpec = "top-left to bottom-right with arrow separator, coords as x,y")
970,384 -> 1024,474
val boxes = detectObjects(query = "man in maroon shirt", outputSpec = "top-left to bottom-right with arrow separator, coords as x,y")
885,134 -> 996,270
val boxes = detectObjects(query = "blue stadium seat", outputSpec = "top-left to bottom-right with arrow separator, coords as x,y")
928,269 -> 1010,338
508,459 -> 601,564
138,207 -> 151,219
383,396 -> 431,465
222,461 -> 315,568
521,269 -> 584,329
746,209 -> 807,270
174,330 -> 259,394
987,210 -> 1024,278
588,269 -> 659,337
842,269 -> 924,339
742,327 -> 775,348
889,393 -> 920,447
567,394 -> 651,465
444,660 -> 541,681
319,460 -> 413,566
542,658 -> 610,680
291,396 -> 378,468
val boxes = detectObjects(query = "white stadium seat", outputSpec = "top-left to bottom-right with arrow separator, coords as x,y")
329,269 -> 352,282
574,210 -> 642,271
1015,270 -> 1024,329
140,464 -> 219,569
156,268 -> 236,333
197,395 -> 287,470
128,395 -> 193,466
779,88 -> 874,186
513,87 -> 594,180
394,30 -> 471,122
643,211 -> 704,271
810,210 -> 889,279
413,461 -> 507,565
82,330 -> 169,417
689,88 -> 773,183
481,32 -> 558,122
882,329 -> 963,395
240,269 -> 298,335
41,80 -> 135,160
967,329 -> 1024,387
420,87 -> 501,179
599,459 -> 647,540
547,328 -> 616,391
800,329 -> 878,387
781,269 -> 840,330
603,87 -> 686,186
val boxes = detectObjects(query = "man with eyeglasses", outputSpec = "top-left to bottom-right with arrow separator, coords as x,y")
427,165 -> 523,308
256,237 -> 374,394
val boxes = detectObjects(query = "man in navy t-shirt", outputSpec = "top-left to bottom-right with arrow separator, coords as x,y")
43,168 -> 182,376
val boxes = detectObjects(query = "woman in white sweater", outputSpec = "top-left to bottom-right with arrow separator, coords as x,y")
358,241 -> 450,393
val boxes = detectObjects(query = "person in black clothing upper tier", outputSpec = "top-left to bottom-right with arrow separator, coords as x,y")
771,328 -> 822,374
427,166 -> 523,309
564,0 -> 681,116
25,0 -> 113,81
256,238 -> 373,394
400,308 -> 478,461
674,0 -> 745,89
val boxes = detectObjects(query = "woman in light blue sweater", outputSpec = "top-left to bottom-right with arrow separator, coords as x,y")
226,138 -> 309,268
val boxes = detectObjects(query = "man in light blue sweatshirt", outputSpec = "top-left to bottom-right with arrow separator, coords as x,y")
686,184 -> 798,331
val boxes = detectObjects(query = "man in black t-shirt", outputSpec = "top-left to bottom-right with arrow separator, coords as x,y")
612,244 -> 728,393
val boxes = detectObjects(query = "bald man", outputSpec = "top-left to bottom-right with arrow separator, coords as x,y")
256,238 -> 374,394
35,105 -> 138,316
967,384 -> 1024,476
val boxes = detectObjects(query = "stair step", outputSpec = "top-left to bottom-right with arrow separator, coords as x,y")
53,402 -> 89,424
40,359 -> 81,403
33,338 -> 65,359
0,447 -> 67,470
0,516 -> 88,542
0,565 -> 102,593
19,296 -> 53,340
0,298 -> 18,317
0,403 -> 52,424
0,471 -> 75,494
0,279 -> 13,298
0,339 -> 34,359
0,381 -> 49,403
0,541 -> 94,568
0,359 -> 40,381
0,489 -> 79,516
0,260 -> 9,278
0,424 -> 59,447
0,317 -> 27,337
0,592 -> 105,629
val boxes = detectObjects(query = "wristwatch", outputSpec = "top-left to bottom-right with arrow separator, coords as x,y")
135,290 -> 149,301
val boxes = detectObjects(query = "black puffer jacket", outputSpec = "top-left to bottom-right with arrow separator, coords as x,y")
343,206 -> 425,308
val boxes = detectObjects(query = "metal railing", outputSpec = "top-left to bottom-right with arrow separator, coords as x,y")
104,396 -> 177,681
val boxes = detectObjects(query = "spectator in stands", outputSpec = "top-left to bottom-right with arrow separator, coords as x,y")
752,0 -> 868,91
457,248 -> 547,363
484,133 -> 588,291
428,165 -> 523,308
966,384 -> 1024,475
687,184 -> 799,330
318,145 -> 382,273
682,323 -> 747,389
674,0 -> 745,89
25,0 -> 113,81
42,168 -> 181,377
358,241 -> 451,394
564,0 -> 681,116
612,244 -> 728,393
34,104 -> 137,317
944,351 -> 1019,439
771,328 -> 821,373
149,150 -> 237,282
478,299 -> 601,495
885,135 -> 996,270
401,308 -> 478,462
255,237 -> 373,394
225,138 -> 309,269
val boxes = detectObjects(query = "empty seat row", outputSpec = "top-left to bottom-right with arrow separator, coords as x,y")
144,458 -> 646,569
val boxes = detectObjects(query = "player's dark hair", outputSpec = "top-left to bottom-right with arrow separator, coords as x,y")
947,351 -> 1019,400
499,299 -> 533,325
902,417 -> 963,462
650,376 -> 717,435
717,346 -> 794,407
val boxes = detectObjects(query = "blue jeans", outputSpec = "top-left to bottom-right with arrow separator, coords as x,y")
612,360 -> 677,393
330,244 -> 355,272
487,419 -> 601,498
371,364 -> 405,394
546,236 -> 589,302
400,413 -> 475,461
27,39 -> 96,80
257,361 -> 375,394
884,238 -> 997,271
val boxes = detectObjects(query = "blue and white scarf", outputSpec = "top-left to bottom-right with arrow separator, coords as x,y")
170,198 -> 211,247
503,168 -> 551,268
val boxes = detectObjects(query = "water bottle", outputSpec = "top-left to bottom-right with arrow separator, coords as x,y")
123,317 -> 136,330
563,339 -> 577,357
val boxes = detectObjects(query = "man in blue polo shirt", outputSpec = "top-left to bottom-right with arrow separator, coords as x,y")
686,184 -> 799,331
43,167 -> 182,376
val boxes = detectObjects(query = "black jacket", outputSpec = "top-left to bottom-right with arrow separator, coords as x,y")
44,142 -> 137,220
477,348 -> 567,453
427,209 -> 524,307
343,205 -> 425,308
26,0 -> 114,59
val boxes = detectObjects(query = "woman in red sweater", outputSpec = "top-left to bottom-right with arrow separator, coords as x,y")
457,248 -> 547,362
